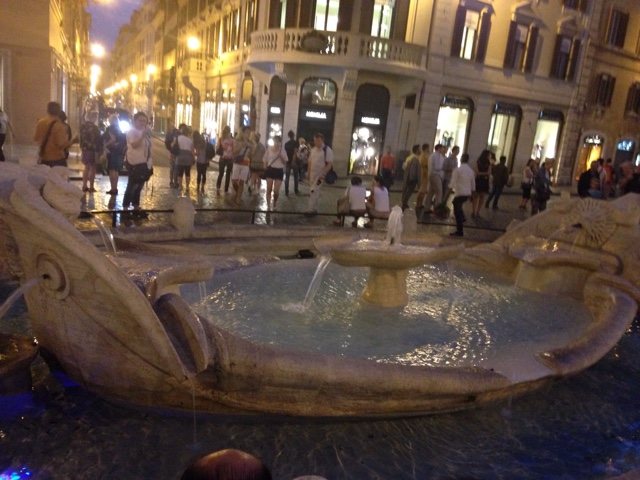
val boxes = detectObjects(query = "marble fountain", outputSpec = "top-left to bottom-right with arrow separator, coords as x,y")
0,163 -> 639,418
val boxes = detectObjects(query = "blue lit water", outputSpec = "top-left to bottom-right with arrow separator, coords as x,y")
1,264 -> 640,479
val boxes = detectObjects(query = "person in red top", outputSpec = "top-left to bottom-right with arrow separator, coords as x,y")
379,146 -> 396,189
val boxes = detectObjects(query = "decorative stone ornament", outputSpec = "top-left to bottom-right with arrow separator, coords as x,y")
300,30 -> 329,53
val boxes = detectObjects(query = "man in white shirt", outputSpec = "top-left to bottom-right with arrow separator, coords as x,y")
424,144 -> 446,212
307,132 -> 333,214
445,152 -> 475,237
442,145 -> 460,195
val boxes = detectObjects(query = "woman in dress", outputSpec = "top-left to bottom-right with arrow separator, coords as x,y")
193,131 -> 208,193
248,132 -> 266,194
472,150 -> 492,217
216,126 -> 234,195
103,114 -> 126,195
261,135 -> 287,210
172,124 -> 195,192
364,175 -> 391,228
519,158 -> 536,210
79,110 -> 103,193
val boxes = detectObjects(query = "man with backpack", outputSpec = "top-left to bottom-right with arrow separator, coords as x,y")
164,123 -> 180,187
103,114 -> 127,195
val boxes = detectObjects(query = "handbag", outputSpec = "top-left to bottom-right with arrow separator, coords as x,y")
325,168 -> 338,185
337,186 -> 351,214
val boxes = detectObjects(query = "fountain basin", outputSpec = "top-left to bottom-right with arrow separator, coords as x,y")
0,333 -> 38,395
316,236 -> 464,307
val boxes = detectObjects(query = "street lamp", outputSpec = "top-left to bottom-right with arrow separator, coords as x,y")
146,64 -> 157,125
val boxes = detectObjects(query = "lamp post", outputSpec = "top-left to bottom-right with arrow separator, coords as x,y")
146,64 -> 156,127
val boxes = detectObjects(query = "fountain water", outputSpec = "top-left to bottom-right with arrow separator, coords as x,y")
93,217 -> 117,256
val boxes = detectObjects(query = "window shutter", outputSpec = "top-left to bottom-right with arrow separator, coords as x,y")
299,0 -> 314,28
549,36 -> 562,78
503,21 -> 518,69
451,6 -> 466,57
360,0 -> 376,34
475,12 -> 491,63
567,39 -> 581,81
523,25 -> 538,73
268,0 -> 281,29
604,76 -> 616,107
336,0 -> 353,31
393,0 -> 410,41
615,12 -> 629,48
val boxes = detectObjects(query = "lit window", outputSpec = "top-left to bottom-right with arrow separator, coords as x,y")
315,0 -> 340,32
451,5 -> 491,63
371,0 -> 395,39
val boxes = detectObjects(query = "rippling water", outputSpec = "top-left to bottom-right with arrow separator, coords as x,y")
1,264 -> 640,479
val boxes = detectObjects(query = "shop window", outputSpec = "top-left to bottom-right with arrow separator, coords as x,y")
434,95 -> 473,155
531,110 -> 563,162
563,0 -> 588,13
592,73 -> 616,107
301,78 -> 337,107
606,9 -> 629,49
549,36 -> 581,81
315,0 -> 340,31
625,83 -> 640,115
487,103 -> 521,167
503,21 -> 538,73
451,5 -> 491,63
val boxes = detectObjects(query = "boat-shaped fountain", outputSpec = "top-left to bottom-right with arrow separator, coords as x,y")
0,163 -> 639,417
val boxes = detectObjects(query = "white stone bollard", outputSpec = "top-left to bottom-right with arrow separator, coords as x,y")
171,196 -> 195,238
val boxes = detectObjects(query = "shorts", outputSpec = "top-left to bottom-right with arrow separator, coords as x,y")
232,163 -> 250,181
107,152 -> 124,172
265,167 -> 284,181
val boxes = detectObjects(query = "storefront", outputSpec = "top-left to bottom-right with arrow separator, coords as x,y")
576,133 -> 604,178
487,103 -> 521,169
296,78 -> 337,147
434,95 -> 472,155
614,139 -> 636,168
266,76 -> 286,145
531,110 -> 563,163
202,90 -> 218,139
349,84 -> 390,176
240,77 -> 255,130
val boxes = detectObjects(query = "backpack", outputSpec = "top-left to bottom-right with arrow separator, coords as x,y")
205,142 -> 215,160
322,145 -> 338,184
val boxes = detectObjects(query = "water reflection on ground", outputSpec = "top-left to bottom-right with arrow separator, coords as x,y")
1,289 -> 640,479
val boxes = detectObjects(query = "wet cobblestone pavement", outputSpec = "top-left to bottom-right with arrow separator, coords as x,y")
66,136 -> 566,243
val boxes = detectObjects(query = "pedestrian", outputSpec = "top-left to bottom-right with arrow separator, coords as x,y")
231,126 -> 252,205
442,145 -> 459,196
248,132 -> 266,194
471,150 -> 492,217
164,123 -> 180,188
424,144 -> 446,213
122,111 -> 152,218
33,101 -> 77,167
306,132 -> 333,214
364,175 -> 391,229
519,158 -> 536,210
578,160 -> 600,198
445,152 -> 475,237
619,161 -> 640,194
531,159 -> 554,215
400,144 -> 420,210
297,137 -> 310,181
284,130 -> 299,195
485,155 -> 509,210
172,124 -> 195,193
262,134 -> 287,210
193,130 -> 209,193
415,143 -> 430,209
216,126 -> 234,195
58,110 -> 73,163
181,449 -> 272,480
333,176 -> 367,227
79,110 -> 103,193
603,158 -> 614,198
0,106 -> 16,161
103,114 -> 127,195
379,146 -> 396,189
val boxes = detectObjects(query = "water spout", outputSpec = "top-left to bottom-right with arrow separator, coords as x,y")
303,255 -> 332,310
385,206 -> 404,247
0,278 -> 38,319
93,217 -> 117,257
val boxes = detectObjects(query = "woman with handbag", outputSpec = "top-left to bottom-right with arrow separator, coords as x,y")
333,176 -> 367,227
519,158 -> 536,210
123,111 -> 152,219
261,135 -> 287,210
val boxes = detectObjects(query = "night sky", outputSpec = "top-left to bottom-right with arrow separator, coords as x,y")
87,0 -> 145,52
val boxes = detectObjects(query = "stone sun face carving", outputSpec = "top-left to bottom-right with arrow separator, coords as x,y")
564,198 -> 616,248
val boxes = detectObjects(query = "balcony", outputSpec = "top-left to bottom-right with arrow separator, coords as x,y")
248,29 -> 427,78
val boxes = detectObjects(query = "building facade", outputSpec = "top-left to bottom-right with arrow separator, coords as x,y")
106,0 -> 640,186
0,0 -> 91,162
